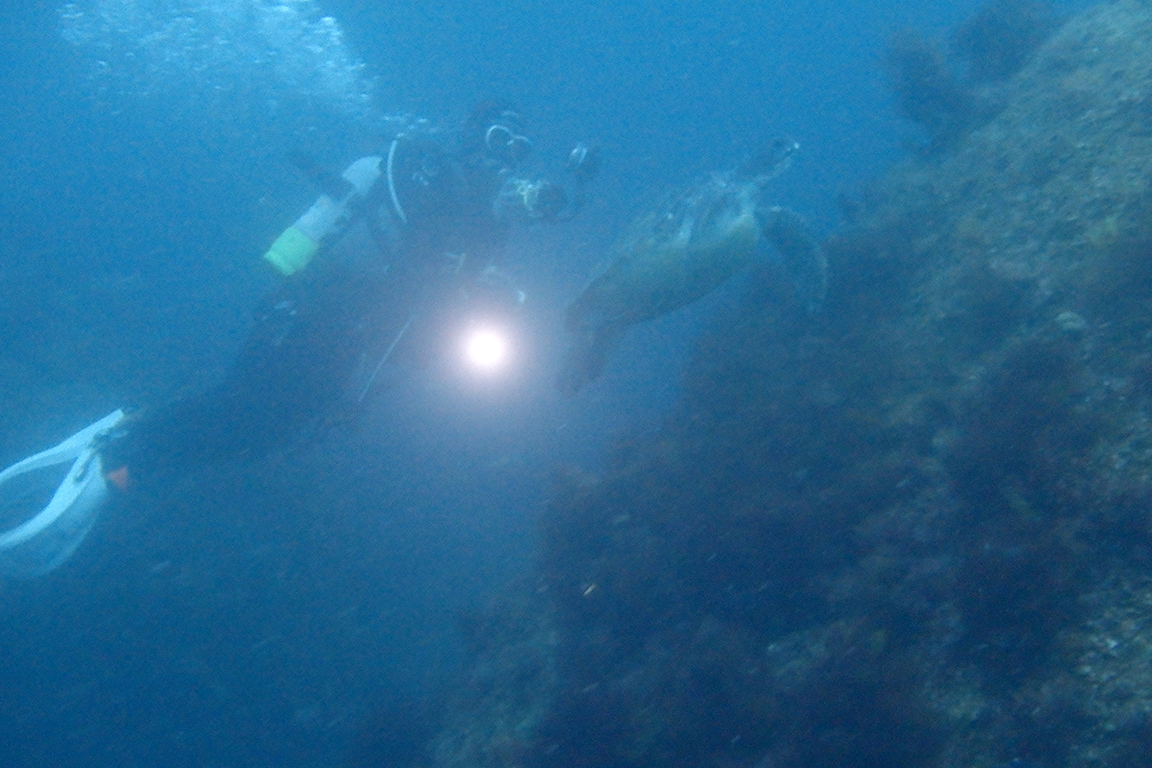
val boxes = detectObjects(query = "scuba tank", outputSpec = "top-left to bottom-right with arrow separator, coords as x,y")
263,155 -> 383,277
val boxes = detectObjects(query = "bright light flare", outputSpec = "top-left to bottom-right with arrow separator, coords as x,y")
464,328 -> 510,370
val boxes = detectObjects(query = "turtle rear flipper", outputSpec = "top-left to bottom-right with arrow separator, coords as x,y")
759,205 -> 827,312
557,326 -> 623,397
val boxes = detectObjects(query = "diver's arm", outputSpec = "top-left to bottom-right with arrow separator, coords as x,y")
564,142 -> 600,216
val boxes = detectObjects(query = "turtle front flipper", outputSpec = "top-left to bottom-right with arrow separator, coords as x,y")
758,205 -> 827,313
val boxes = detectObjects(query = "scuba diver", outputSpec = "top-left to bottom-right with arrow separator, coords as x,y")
0,101 -> 595,578
98,102 -> 597,495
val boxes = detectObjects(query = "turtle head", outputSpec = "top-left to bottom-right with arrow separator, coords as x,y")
737,137 -> 799,183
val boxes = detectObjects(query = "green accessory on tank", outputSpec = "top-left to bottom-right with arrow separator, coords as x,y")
262,155 -> 383,277
263,225 -> 320,276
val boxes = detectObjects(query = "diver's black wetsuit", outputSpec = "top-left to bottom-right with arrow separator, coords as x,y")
104,105 -> 544,489
106,261 -> 395,481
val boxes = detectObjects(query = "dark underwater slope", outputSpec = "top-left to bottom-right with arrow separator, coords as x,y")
428,2 -> 1152,767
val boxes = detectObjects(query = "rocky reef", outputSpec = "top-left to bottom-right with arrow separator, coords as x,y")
428,1 -> 1152,767
884,0 -> 1063,150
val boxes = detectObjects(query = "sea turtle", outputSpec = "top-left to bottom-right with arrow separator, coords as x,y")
558,138 -> 827,395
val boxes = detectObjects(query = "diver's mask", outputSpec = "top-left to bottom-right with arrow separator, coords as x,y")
484,123 -> 533,168
567,142 -> 600,183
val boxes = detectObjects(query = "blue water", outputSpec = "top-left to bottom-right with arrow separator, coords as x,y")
0,0 -> 1088,766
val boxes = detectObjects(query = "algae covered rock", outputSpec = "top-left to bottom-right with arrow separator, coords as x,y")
431,3 -> 1152,768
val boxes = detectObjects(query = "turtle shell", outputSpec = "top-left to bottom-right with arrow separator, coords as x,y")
568,174 -> 764,333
